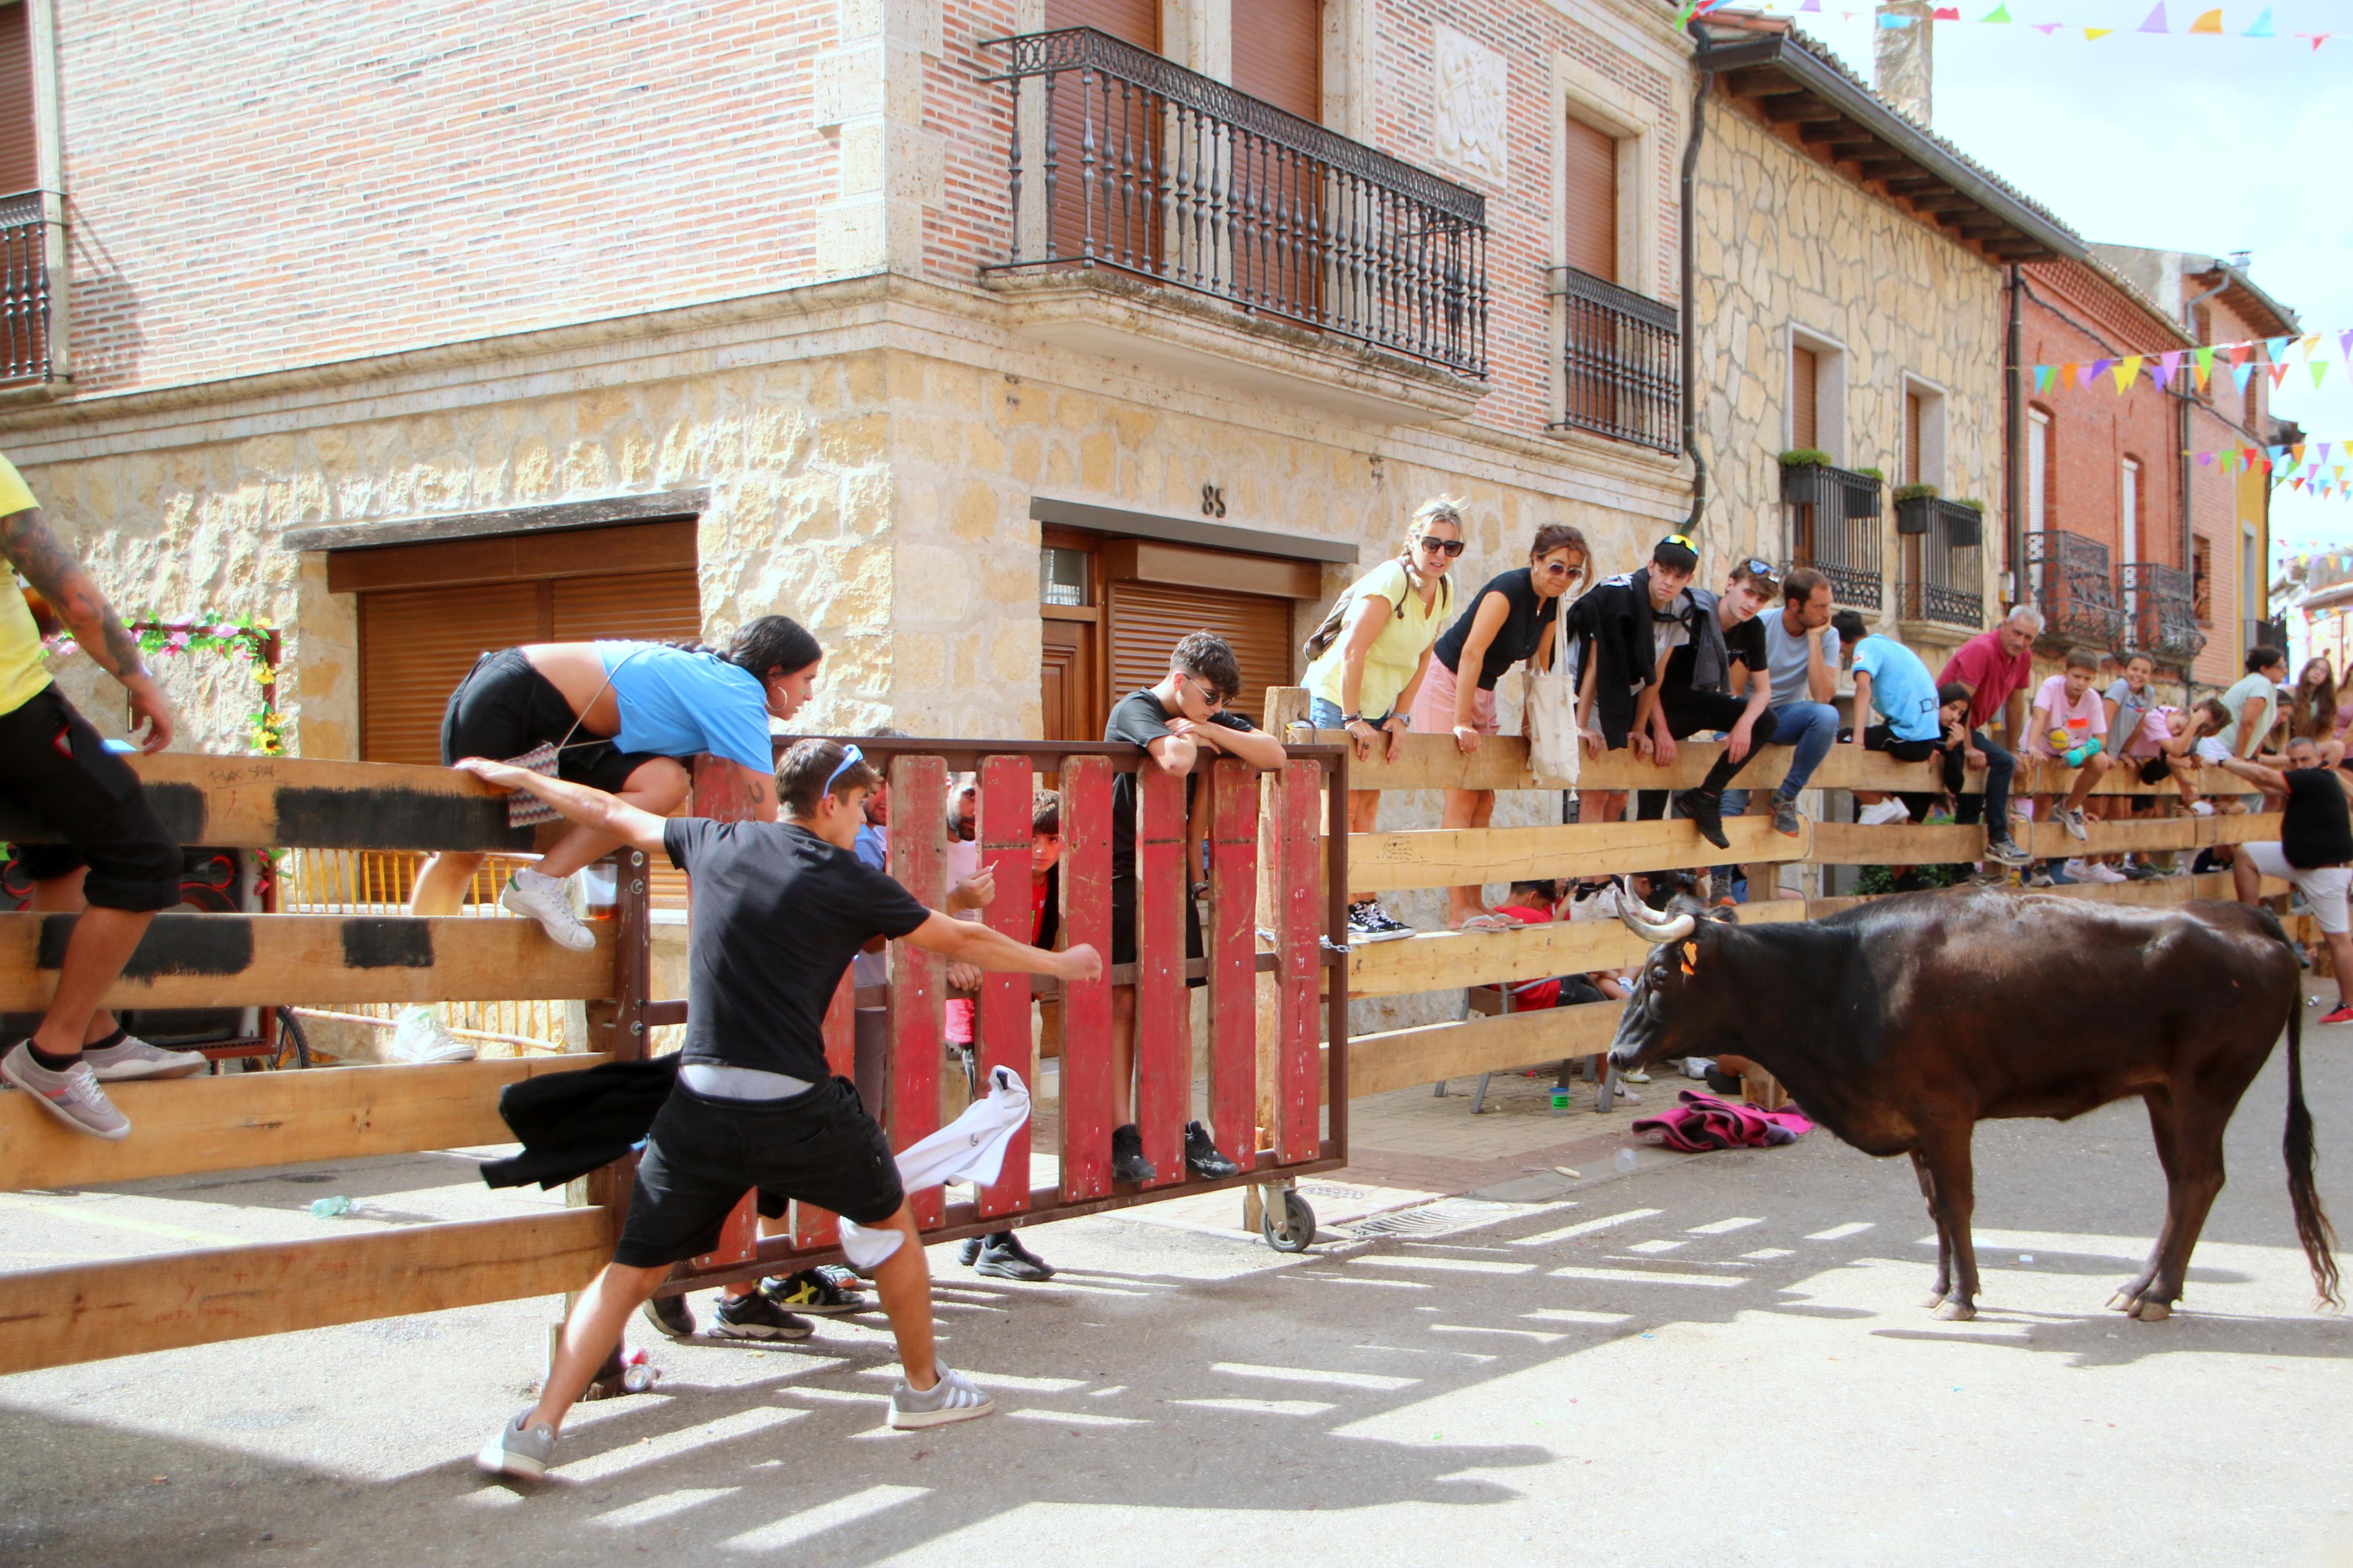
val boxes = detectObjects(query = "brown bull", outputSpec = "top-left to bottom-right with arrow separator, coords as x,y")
1605,888 -> 2340,1322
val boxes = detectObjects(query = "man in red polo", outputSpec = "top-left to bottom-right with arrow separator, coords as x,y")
1936,605 -> 2044,851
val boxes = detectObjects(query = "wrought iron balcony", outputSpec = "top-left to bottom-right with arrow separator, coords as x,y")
0,191 -> 52,385
2121,561 -> 2205,666
2244,615 -> 2287,653
1781,461 -> 1883,610
979,28 -> 1488,379
2024,530 -> 2125,651
1894,496 -> 1985,631
1547,266 -> 1678,453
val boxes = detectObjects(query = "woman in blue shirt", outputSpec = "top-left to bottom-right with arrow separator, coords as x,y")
392,616 -> 819,1064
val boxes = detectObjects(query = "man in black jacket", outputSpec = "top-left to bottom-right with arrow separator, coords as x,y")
1569,536 -> 1776,849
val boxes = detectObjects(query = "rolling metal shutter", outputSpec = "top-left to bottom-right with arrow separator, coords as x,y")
0,6 -> 34,195
1107,579 -> 1293,728
1560,115 -> 1617,283
1232,0 -> 1321,117
358,582 -> 545,767
1044,0 -> 1160,267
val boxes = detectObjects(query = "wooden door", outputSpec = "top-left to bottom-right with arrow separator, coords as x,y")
1042,612 -> 1101,742
1044,0 -> 1161,271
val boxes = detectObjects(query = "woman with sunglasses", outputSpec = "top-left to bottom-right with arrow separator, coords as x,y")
1411,522 -> 1591,930
1303,496 -> 1464,942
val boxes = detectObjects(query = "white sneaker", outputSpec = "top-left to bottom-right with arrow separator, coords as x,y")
83,1033 -> 208,1082
501,869 -> 597,952
390,1006 -> 476,1064
2054,806 -> 2089,841
2094,863 -> 2130,883
1,1042 -> 131,1140
1857,800 -> 1911,827
2189,801 -> 2216,817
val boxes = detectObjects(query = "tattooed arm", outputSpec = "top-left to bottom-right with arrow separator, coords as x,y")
0,504 -> 176,752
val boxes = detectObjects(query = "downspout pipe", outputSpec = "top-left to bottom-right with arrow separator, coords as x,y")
2005,264 -> 2023,613
1680,49 -> 1715,533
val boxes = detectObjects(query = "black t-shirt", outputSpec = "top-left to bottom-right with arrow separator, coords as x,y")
1664,610 -> 1766,694
663,818 -> 931,1078
1105,688 -> 1258,880
2281,768 -> 2353,869
1432,569 -> 1560,689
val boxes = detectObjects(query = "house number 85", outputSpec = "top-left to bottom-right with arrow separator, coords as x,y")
1201,483 -> 1226,518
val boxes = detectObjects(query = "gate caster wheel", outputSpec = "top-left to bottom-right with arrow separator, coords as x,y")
1259,1189 -> 1316,1253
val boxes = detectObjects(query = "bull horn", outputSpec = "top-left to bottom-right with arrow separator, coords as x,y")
1618,899 -> 1696,945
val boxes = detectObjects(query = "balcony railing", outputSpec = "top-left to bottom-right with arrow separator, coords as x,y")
2244,615 -> 2288,653
979,28 -> 1489,379
1781,461 -> 1883,610
1547,266 -> 1678,453
1895,497 -> 1985,631
0,191 -> 51,385
2121,561 -> 2205,667
2025,530 -> 2125,651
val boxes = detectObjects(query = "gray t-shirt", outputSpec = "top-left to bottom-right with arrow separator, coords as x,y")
1762,611 -> 1839,707
2105,677 -> 2153,756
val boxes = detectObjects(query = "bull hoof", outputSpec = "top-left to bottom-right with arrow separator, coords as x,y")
2130,1297 -> 2172,1323
1934,1299 -> 1976,1322
1923,1292 -> 1950,1310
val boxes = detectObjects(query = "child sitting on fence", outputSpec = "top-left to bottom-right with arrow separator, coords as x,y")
2024,647 -> 2115,882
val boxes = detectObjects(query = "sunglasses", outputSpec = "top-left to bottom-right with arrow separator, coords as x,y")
1539,556 -> 1586,578
1415,536 -> 1467,557
825,744 -> 867,794
1181,673 -> 1229,713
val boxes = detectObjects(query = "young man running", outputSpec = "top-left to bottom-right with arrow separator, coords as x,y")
2217,738 -> 2353,1025
468,738 -> 1101,1477
0,455 -> 206,1139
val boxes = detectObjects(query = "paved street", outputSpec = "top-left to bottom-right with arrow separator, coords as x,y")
2,996 -> 2349,1567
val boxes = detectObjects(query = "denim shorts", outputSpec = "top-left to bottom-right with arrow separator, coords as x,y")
1308,696 -> 1393,731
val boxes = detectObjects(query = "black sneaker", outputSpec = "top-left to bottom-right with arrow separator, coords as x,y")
957,1237 -> 985,1268
971,1231 -> 1055,1281
1346,901 -> 1414,943
1772,795 -> 1803,838
641,1291 -> 695,1339
1110,1123 -> 1156,1185
707,1292 -> 815,1341
1184,1119 -> 1241,1179
1680,788 -> 1730,851
761,1265 -> 868,1315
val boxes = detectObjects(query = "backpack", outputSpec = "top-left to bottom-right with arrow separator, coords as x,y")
1301,561 -> 1451,666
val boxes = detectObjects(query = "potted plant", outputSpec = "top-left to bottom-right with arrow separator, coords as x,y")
1944,497 -> 1985,548
1893,482 -> 1939,534
1778,448 -> 1834,508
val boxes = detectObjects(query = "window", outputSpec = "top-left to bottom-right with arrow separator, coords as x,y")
2026,406 -> 2050,531
1792,346 -> 1819,451
2120,455 -> 2142,629
1043,0 -> 1162,270
1903,392 -> 1923,488
0,4 -> 45,384
1560,115 -> 1617,285
2244,372 -> 2261,433
2192,535 -> 2213,624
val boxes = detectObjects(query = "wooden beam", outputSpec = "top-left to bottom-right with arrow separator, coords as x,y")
1352,815 -> 1811,890
0,1055 -> 606,1192
0,913 -> 613,1012
1762,98 -> 1847,125
1348,1003 -> 1619,1100
0,1210 -> 611,1377
0,754 -> 541,854
1807,812 -> 2281,865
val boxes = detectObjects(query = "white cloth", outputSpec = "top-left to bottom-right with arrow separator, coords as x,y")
2242,841 -> 2351,936
837,1066 -> 1033,1268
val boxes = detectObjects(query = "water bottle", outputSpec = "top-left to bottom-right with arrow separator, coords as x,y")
1613,1147 -> 1638,1175
308,1196 -> 353,1218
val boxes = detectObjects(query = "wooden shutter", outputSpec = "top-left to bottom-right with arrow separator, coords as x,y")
1044,0 -> 1160,270
1561,116 -> 1617,283
1233,0 -> 1321,117
1107,580 -> 1292,728
1791,347 -> 1818,451
359,582 -> 544,766
1904,393 -> 1923,487
551,571 -> 702,643
0,6 -> 33,195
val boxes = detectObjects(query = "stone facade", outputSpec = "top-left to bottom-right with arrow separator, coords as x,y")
1689,79 -> 2006,660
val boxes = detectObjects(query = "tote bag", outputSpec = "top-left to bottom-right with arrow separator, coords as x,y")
1519,612 -> 1581,788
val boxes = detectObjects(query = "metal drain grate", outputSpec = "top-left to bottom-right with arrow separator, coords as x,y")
1342,1197 -> 1521,1239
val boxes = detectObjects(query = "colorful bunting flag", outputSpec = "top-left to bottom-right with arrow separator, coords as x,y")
2111,356 -> 2142,392
2072,362 -> 2096,389
2153,351 -> 2180,390
2266,335 -> 2295,364
2136,3 -> 2169,32
2084,26 -> 2112,39
2244,6 -> 2274,35
2032,365 -> 2055,393
1981,2 -> 2011,19
2315,361 -> 2331,390
1933,5 -> 1960,17
2194,346 -> 2216,391
2187,8 -> 2223,33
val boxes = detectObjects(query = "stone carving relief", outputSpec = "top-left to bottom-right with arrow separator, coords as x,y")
1432,27 -> 1507,183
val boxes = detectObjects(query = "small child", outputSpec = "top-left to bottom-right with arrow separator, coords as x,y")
2026,647 -> 2113,869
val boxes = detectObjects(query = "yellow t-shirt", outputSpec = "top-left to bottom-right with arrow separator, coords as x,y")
1304,557 -> 1451,721
0,453 -> 52,717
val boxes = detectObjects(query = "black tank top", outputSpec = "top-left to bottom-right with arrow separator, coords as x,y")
2281,767 -> 2353,869
1431,569 -> 1558,691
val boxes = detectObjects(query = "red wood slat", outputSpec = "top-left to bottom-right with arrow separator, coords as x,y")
1057,756 -> 1115,1200
1133,763 -> 1187,1187
889,755 -> 948,1228
975,754 -> 1034,1219
790,974 -> 858,1248
1276,759 -> 1322,1164
1204,758 -> 1258,1169
683,753 -> 766,1274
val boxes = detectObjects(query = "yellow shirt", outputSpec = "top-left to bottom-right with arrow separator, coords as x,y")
0,453 -> 52,717
1304,557 -> 1451,721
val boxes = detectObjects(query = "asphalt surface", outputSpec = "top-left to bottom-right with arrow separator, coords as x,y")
2,996 -> 2350,1567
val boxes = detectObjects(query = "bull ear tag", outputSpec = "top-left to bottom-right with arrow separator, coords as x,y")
1678,940 -> 1698,975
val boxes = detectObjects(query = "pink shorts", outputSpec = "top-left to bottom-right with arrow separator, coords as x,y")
1410,658 -> 1499,736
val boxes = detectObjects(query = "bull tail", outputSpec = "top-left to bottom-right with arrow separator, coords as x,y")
2281,983 -> 2343,1310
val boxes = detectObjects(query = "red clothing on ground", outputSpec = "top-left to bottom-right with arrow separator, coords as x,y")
1938,630 -> 2033,731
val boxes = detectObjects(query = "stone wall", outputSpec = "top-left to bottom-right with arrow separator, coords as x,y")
1690,86 -> 2006,653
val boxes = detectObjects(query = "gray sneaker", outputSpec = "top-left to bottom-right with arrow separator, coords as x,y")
1771,796 -> 1804,838
1983,835 -> 2032,867
477,1410 -> 558,1479
2054,805 -> 2089,841
1,1043 -> 130,1140
84,1033 -> 208,1082
888,1366 -> 996,1430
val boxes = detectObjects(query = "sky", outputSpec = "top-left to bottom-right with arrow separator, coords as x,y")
1752,1 -> 2353,577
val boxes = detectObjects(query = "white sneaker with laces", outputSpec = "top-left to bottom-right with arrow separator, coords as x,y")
1,1042 -> 131,1140
889,1366 -> 997,1430
500,868 -> 597,952
390,1006 -> 476,1064
83,1033 -> 208,1082
2055,805 -> 2089,841
1857,800 -> 1912,827
2189,801 -> 2216,817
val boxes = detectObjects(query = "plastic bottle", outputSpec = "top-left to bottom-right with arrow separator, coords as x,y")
1614,1147 -> 1638,1175
308,1196 -> 353,1218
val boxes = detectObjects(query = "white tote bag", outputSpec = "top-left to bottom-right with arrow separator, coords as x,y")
1520,614 -> 1581,787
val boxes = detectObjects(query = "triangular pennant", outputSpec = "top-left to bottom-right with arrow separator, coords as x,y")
1981,1 -> 2012,18
2338,329 -> 2352,362
2032,365 -> 2055,393
2072,362 -> 2096,389
2233,360 -> 2257,392
2295,478 -> 2308,492
2244,6 -> 2275,35
2085,27 -> 2114,39
2317,361 -> 2332,390
1878,10 -> 1917,25
2193,347 -> 2216,391
1933,5 -> 1960,16
2091,357 -> 2118,386
2292,443 -> 2307,467
2266,335 -> 2295,364
2111,356 -> 2143,392
2035,21 -> 2062,31
2187,8 -> 2223,33
2196,451 -> 2215,467
2220,451 -> 2237,474
2298,333 -> 2322,360
1800,0 -> 1822,9
2136,2 -> 2168,31
2153,351 -> 2179,390
2270,360 -> 2291,389
2320,443 -> 2333,465
2229,342 -> 2254,367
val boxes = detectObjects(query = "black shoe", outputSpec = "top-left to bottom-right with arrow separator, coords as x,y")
957,1237 -> 984,1268
761,1265 -> 868,1315
971,1231 -> 1055,1281
1184,1119 -> 1241,1179
1681,788 -> 1730,851
1110,1123 -> 1156,1185
1705,1068 -> 1744,1096
1771,795 -> 1804,838
707,1292 -> 815,1341
641,1291 -> 695,1339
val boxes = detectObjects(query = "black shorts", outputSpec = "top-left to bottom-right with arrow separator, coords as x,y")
439,648 -> 669,797
612,1075 -> 905,1268
1862,724 -> 1939,763
0,687 -> 182,911
1109,874 -> 1205,986
2139,756 -> 2173,785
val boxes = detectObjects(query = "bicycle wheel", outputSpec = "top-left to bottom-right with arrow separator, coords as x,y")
270,1007 -> 311,1071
